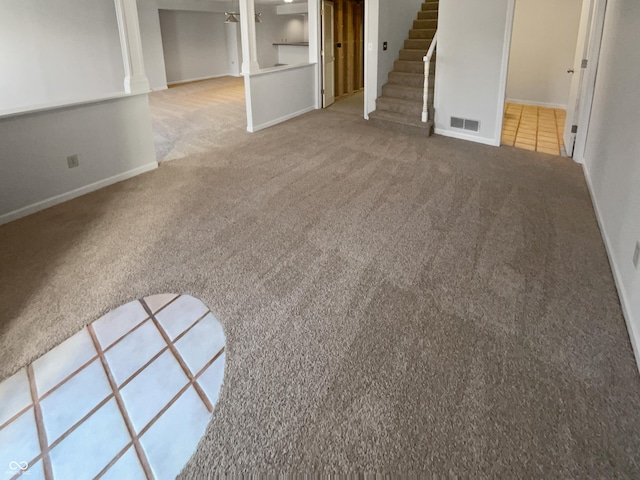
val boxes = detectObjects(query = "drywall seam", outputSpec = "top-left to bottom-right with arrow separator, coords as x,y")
0,163 -> 158,226
583,165 -> 640,374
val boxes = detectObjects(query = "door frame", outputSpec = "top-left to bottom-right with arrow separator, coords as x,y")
318,0 -> 378,118
496,0 -> 607,160
321,0 -> 335,108
563,0 -> 596,155
363,0 -> 378,119
571,0 -> 607,163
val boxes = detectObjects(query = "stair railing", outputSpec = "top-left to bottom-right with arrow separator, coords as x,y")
422,31 -> 438,123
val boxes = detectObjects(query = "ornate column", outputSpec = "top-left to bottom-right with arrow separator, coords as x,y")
239,0 -> 261,74
114,0 -> 150,93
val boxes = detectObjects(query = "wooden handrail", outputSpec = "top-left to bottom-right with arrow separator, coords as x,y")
422,31 -> 438,123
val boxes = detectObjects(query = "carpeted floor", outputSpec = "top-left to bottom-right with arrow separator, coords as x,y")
1,78 -> 639,477
328,91 -> 365,117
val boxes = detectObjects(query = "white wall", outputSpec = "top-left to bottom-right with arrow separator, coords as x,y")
241,0 -> 318,132
434,0 -> 512,145
277,46 -> 311,65
256,7 -> 289,69
137,0 -> 234,90
582,0 -> 640,369
159,10 -> 229,84
137,1 -> 304,85
0,0 -> 125,112
277,15 -> 309,43
137,0 -> 168,90
0,0 -> 158,224
377,0 -> 424,96
507,0 -> 583,108
227,24 -> 243,76
0,96 -> 157,224
245,64 -> 317,132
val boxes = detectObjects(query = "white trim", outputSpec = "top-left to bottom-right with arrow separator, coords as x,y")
247,106 -> 316,133
114,0 -> 150,94
435,128 -> 499,147
166,73 -> 232,85
583,165 -> 640,374
564,0 -> 595,154
248,62 -> 316,77
0,91 -> 149,120
494,0 -> 517,147
506,99 -> 568,110
363,0 -> 379,120
573,0 -> 608,164
151,86 -> 169,92
0,163 -> 158,226
308,0 -> 321,110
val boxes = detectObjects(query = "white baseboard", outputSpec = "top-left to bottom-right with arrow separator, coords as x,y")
0,162 -> 158,226
434,128 -> 499,147
506,99 -> 568,110
248,106 -> 317,133
166,74 -> 231,86
583,165 -> 640,374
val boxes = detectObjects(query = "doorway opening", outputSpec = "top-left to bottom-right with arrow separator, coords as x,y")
500,0 -> 584,156
322,0 -> 365,115
140,8 -> 248,162
500,0 -> 607,160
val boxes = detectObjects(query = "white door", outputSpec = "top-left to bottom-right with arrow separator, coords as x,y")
564,0 -> 606,158
322,1 -> 335,108
564,0 -> 594,155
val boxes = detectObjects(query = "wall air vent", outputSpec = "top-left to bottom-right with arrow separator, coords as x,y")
450,116 -> 480,132
450,117 -> 464,129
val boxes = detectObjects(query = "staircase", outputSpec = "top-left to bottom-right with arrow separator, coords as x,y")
369,1 -> 438,136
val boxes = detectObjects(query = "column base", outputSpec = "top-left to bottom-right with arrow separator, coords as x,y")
124,75 -> 150,94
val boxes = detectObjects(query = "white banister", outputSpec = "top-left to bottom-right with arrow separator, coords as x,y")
422,31 -> 438,123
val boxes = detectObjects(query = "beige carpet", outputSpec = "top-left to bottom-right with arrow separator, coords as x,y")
1,78 -> 639,477
328,91 -> 365,117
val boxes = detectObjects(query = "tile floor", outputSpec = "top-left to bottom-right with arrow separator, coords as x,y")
501,102 -> 566,155
0,294 -> 225,480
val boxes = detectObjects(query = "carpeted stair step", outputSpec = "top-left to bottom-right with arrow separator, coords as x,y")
399,49 -> 429,61
417,10 -> 438,20
413,19 -> 437,29
376,96 -> 435,120
409,28 -> 437,40
376,96 -> 423,117
404,39 -> 432,50
388,71 -> 434,88
382,84 -> 433,102
394,59 -> 436,75
369,110 -> 434,137
370,0 -> 438,139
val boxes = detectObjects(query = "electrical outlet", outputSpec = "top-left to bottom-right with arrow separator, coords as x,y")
67,154 -> 79,169
634,241 -> 640,269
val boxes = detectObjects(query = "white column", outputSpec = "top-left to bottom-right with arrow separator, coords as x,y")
239,0 -> 260,74
114,0 -> 150,94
